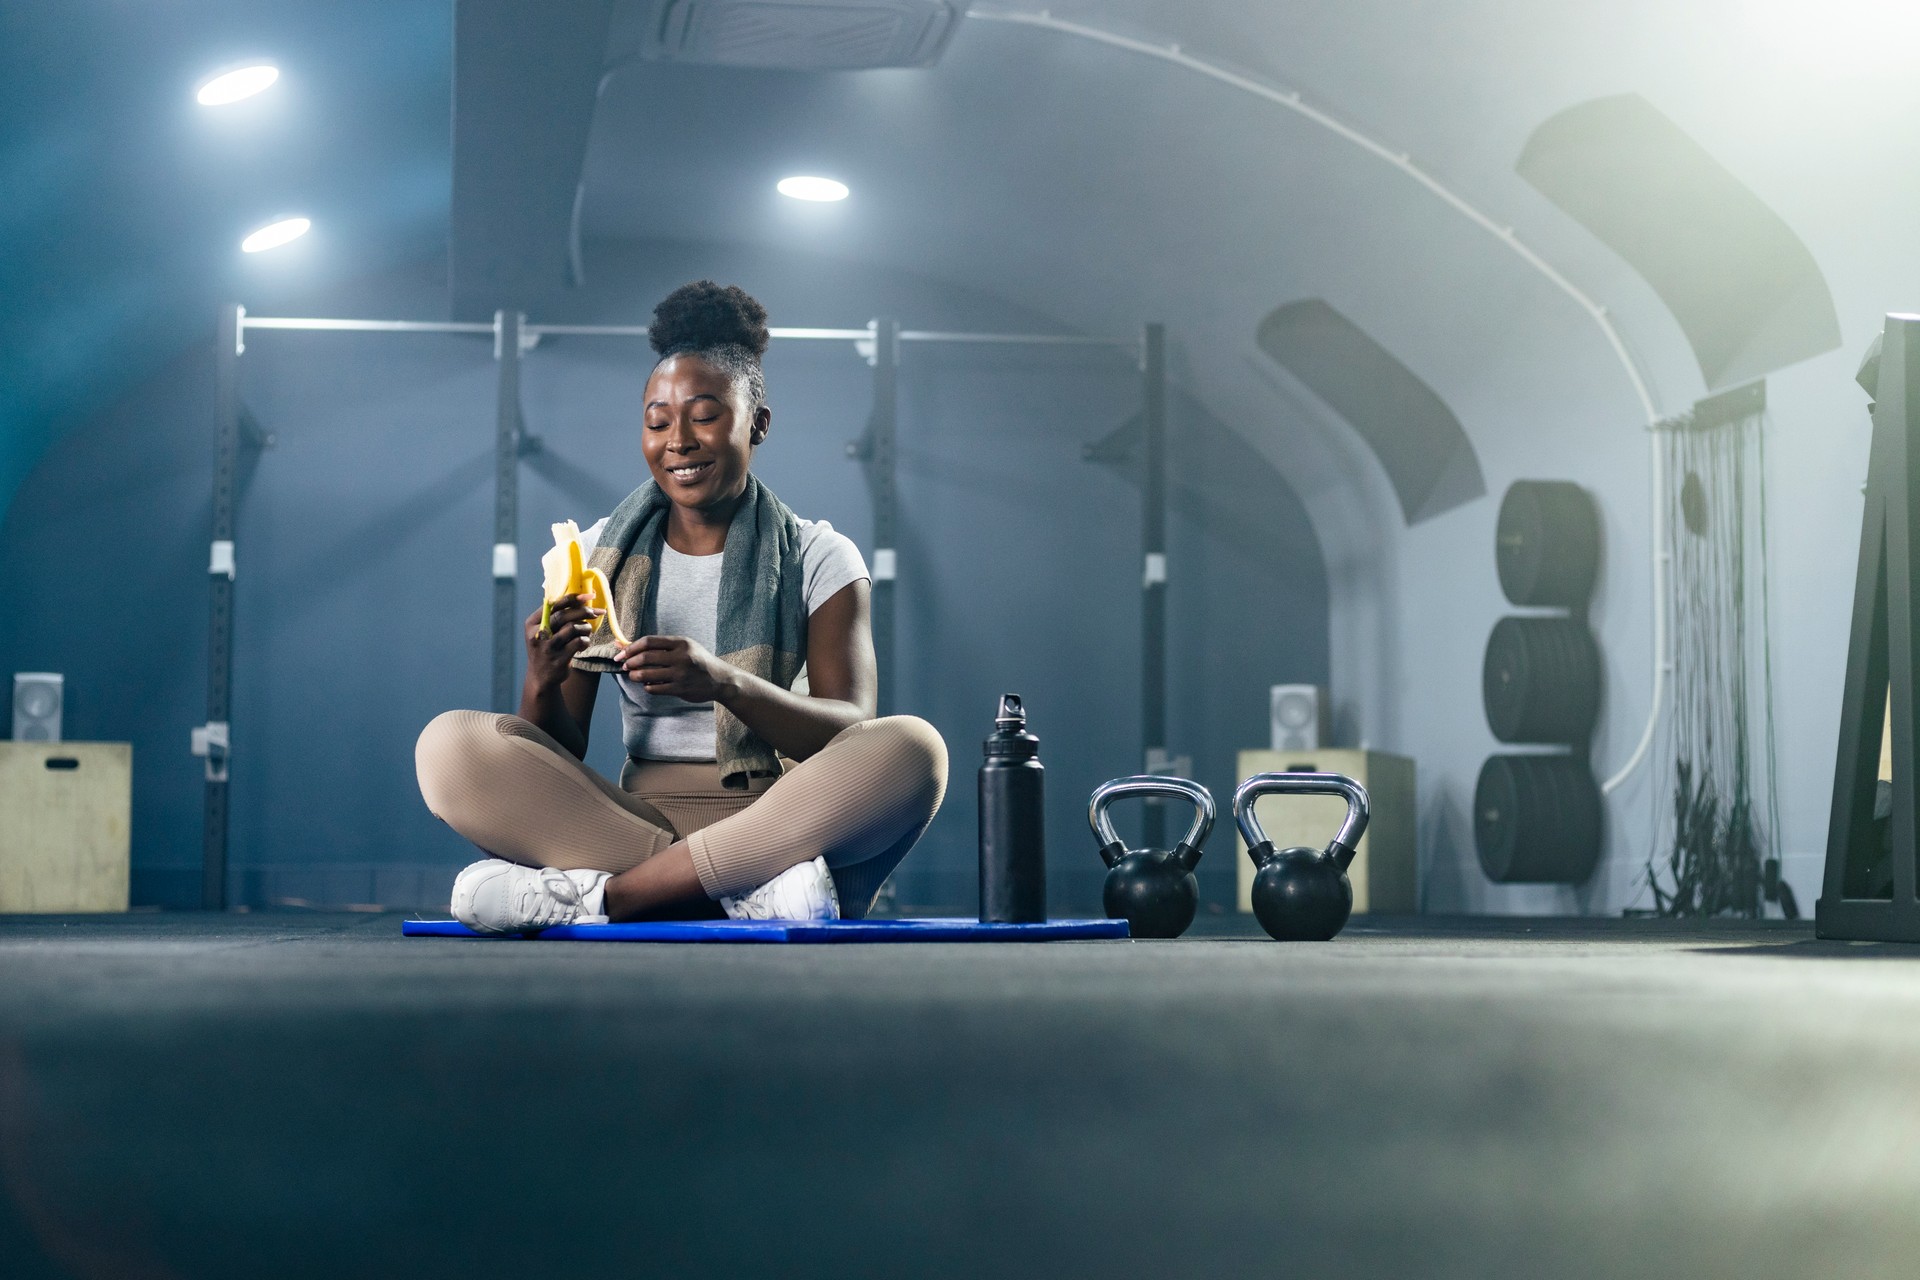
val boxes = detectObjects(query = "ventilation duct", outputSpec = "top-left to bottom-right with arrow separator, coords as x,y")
1256,299 -> 1485,526
608,0 -> 968,70
1518,94 -> 1840,391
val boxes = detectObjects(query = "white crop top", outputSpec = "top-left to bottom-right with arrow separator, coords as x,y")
576,516 -> 870,761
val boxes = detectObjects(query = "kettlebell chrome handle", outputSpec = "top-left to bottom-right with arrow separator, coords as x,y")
1088,776 -> 1216,871
1232,772 -> 1370,871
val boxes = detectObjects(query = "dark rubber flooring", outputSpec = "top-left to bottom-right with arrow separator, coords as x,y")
4,911 -> 1919,1278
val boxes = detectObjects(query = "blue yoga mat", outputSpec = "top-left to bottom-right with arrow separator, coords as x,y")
402,917 -> 1129,943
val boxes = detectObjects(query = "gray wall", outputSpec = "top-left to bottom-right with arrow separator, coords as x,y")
0,240 -> 1328,914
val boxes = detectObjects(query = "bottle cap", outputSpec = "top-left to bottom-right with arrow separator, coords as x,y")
985,693 -> 1039,760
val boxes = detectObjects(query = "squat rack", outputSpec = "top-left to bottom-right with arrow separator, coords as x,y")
198,305 -> 1166,908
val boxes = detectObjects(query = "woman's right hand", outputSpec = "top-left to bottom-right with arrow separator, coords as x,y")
524,593 -> 603,690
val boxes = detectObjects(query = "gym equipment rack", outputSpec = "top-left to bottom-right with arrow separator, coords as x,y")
197,306 -> 1164,909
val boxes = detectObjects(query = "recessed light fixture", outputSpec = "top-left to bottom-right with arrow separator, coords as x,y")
777,176 -> 849,202
241,216 -> 310,253
197,63 -> 280,106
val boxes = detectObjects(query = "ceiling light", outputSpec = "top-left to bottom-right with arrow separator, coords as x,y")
197,63 -> 280,106
241,217 -> 310,253
777,176 -> 849,202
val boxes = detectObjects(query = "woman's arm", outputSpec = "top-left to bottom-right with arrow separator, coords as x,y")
619,579 -> 877,762
518,593 -> 603,759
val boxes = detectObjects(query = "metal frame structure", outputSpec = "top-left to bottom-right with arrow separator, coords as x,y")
850,318 -> 901,717
198,304 -> 1155,908
1820,314 -> 1920,941
1139,324 -> 1169,847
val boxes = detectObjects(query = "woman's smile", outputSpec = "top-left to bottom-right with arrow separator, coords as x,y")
664,459 -> 716,485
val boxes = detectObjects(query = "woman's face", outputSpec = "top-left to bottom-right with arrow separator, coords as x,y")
641,354 -> 768,514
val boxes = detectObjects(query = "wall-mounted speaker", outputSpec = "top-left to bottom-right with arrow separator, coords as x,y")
13,673 -> 63,742
1270,684 -> 1328,752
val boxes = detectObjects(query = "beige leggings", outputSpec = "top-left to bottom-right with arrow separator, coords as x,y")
414,712 -> 948,917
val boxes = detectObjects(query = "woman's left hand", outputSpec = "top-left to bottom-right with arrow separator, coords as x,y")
618,634 -> 737,704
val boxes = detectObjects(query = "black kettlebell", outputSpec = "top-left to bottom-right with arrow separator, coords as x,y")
1233,771 -> 1371,941
1089,775 -> 1216,939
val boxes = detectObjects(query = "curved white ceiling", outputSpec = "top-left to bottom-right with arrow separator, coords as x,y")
577,0 -> 1920,570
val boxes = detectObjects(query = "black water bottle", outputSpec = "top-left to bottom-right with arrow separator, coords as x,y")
979,693 -> 1047,923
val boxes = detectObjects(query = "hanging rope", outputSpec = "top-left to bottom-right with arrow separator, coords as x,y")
1646,404 -> 1782,916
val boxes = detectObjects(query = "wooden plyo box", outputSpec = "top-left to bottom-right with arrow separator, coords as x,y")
0,742 -> 131,913
1235,748 -> 1417,915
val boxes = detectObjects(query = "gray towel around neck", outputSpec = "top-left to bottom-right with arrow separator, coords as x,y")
571,475 -> 808,788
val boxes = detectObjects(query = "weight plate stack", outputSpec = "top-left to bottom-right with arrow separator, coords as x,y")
1482,616 -> 1602,744
1496,481 -> 1599,608
1473,754 -> 1603,883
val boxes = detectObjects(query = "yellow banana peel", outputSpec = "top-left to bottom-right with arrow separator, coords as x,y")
540,520 -> 631,648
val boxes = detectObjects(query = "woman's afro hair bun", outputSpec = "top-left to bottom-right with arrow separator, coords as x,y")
649,281 -> 771,360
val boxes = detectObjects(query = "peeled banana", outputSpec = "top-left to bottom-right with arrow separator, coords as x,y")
540,520 -> 630,648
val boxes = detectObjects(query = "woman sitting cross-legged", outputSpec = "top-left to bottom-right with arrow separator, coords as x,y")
415,280 -> 948,933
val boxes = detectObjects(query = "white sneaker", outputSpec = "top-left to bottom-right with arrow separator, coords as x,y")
720,856 -> 840,921
450,859 -> 610,935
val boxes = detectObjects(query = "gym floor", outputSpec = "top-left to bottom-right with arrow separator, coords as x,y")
3,912 -> 1918,1278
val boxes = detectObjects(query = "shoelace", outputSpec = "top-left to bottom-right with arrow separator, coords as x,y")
727,861 -> 832,921
728,888 -> 782,921
513,867 -> 592,928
